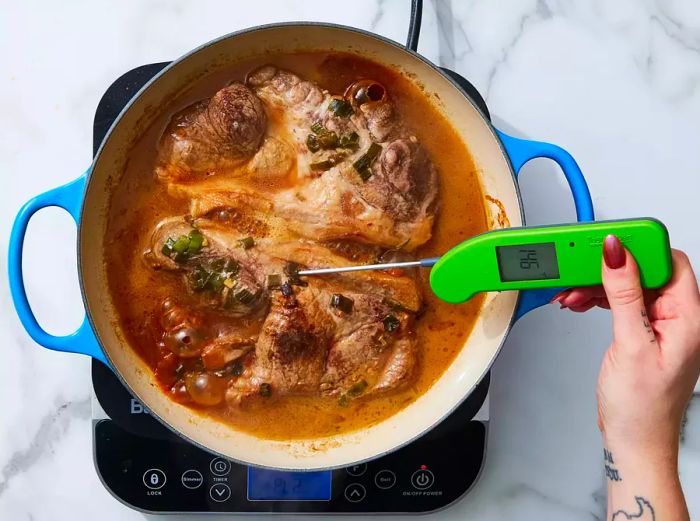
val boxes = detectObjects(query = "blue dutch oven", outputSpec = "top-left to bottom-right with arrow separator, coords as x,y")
8,23 -> 593,470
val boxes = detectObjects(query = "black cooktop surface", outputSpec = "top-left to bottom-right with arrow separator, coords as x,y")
91,61 -> 491,514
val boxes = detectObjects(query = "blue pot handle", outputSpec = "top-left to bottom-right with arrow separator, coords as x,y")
495,130 -> 595,320
8,169 -> 109,366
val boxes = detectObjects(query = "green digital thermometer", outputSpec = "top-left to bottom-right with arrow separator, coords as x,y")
429,218 -> 673,303
297,218 -> 673,304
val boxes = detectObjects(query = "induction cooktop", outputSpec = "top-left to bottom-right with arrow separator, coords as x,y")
90,61 -> 492,514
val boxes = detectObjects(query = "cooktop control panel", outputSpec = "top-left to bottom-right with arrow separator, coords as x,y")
94,417 -> 486,513
90,62 -> 492,514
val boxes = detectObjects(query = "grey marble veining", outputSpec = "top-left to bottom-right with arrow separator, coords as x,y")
1,1 -> 699,520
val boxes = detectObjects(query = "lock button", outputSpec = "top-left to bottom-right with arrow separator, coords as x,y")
143,468 -> 167,490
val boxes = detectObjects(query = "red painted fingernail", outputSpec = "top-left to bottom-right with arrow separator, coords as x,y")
603,235 -> 626,269
550,291 -> 567,304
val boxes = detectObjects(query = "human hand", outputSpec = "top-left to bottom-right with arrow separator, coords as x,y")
552,237 -> 700,457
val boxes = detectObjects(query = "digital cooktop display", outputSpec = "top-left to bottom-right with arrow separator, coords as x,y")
247,469 -> 332,501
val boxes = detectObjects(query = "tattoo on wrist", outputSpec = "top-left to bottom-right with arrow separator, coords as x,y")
641,310 -> 656,343
604,448 -> 622,482
611,496 -> 655,520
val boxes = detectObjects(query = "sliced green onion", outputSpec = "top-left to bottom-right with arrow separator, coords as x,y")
330,293 -> 354,314
161,237 -> 175,256
310,160 -> 333,171
223,259 -> 240,276
259,383 -> 272,397
338,394 -> 349,407
190,264 -> 212,291
339,132 -> 359,150
329,98 -> 353,117
317,131 -> 339,149
187,229 -> 204,253
347,379 -> 368,397
306,133 -> 320,152
382,297 -> 413,314
191,259 -> 239,293
310,152 -> 346,172
310,121 -> 325,134
383,314 -> 400,332
266,274 -> 282,289
239,237 -> 255,250
234,288 -> 256,304
172,236 -> 190,254
208,273 -> 224,292
352,143 -> 382,181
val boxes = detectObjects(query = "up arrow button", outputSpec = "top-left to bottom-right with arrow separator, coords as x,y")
344,483 -> 366,502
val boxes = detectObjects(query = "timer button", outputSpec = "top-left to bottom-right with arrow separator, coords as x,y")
344,483 -> 366,502
143,468 -> 167,490
410,468 -> 434,490
345,463 -> 367,477
374,469 -> 396,489
209,457 -> 231,476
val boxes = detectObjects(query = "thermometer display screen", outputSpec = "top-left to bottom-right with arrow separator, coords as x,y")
496,243 -> 560,282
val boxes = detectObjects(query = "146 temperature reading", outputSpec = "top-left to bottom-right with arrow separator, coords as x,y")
496,242 -> 560,282
518,249 -> 540,270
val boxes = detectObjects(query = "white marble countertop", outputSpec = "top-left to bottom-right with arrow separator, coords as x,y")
2,1 -> 700,519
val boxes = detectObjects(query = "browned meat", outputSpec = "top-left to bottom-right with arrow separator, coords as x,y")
247,65 -> 325,117
156,83 -> 266,181
160,66 -> 439,250
147,65 -> 439,408
145,217 -> 422,313
145,216 -> 420,404
251,288 -> 335,395
144,218 -> 270,317
247,66 -> 439,250
227,281 -> 416,403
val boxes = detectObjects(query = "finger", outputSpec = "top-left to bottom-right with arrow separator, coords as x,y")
660,249 -> 700,304
550,289 -> 572,305
602,235 -> 656,347
557,286 -> 657,311
558,287 -> 604,308
645,251 -> 698,322
567,298 -> 605,313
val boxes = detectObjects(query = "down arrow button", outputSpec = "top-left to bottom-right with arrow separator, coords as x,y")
209,483 -> 231,502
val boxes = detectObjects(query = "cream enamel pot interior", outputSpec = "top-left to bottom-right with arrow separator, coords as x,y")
8,23 -> 594,470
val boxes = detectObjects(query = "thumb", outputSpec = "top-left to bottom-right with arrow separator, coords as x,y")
601,235 -> 656,348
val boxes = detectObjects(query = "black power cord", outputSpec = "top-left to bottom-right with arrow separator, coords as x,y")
406,0 -> 423,52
